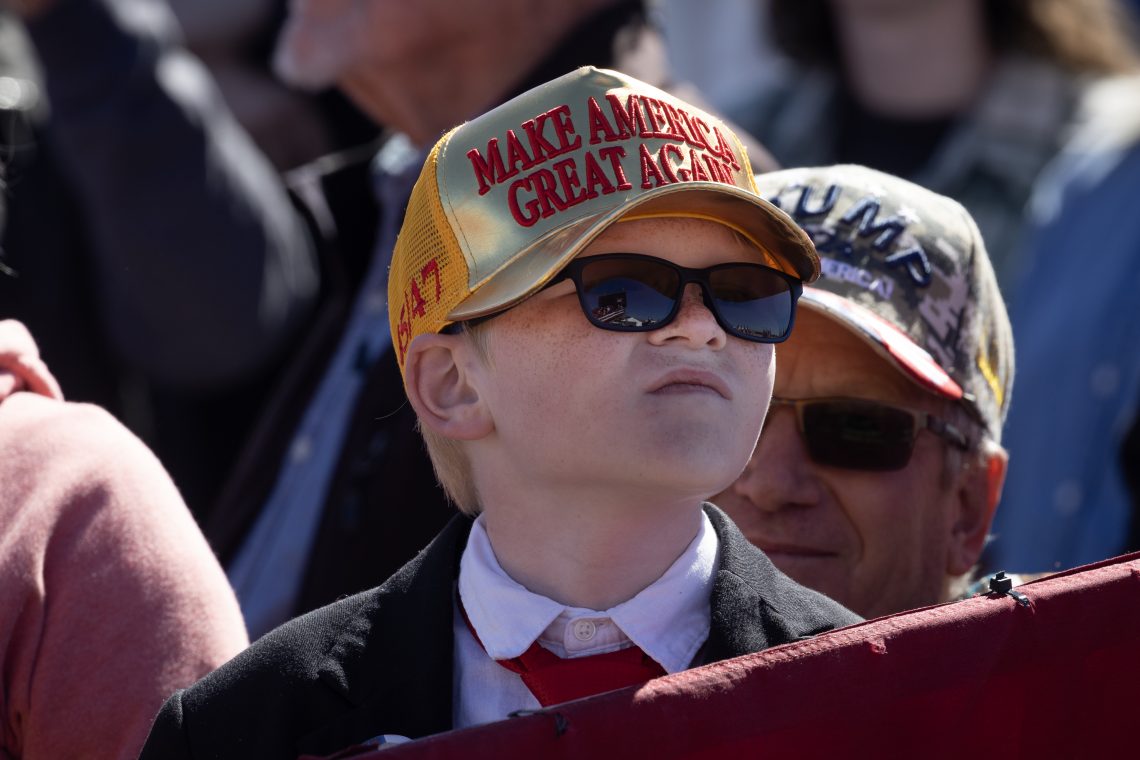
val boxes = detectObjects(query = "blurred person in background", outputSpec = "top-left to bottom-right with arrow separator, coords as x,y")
988,72 -> 1140,573
211,0 -> 776,639
166,0 -> 376,169
730,0 -> 1140,293
653,0 -> 784,115
0,319 -> 249,760
0,0 -> 319,516
715,164 -> 1013,619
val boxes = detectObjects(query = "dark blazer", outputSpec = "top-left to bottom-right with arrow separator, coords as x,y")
140,505 -> 860,759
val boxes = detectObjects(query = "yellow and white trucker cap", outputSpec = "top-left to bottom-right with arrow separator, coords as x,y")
388,66 -> 818,374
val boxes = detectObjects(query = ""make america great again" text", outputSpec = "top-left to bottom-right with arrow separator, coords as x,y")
464,93 -> 742,227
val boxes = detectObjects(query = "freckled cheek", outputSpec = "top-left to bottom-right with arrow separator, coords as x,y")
736,339 -> 774,368
753,343 -> 777,376
489,333 -> 597,415
741,345 -> 776,412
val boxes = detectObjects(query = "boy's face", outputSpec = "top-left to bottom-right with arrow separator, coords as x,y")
470,217 -> 776,506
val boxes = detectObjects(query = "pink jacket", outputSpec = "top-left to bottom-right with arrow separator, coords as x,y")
0,321 -> 249,759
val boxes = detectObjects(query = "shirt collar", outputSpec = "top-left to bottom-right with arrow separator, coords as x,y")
458,511 -> 720,673
370,133 -> 427,217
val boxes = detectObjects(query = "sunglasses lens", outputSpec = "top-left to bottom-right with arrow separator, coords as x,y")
577,258 -> 682,329
800,400 -> 916,471
570,255 -> 797,342
708,267 -> 794,340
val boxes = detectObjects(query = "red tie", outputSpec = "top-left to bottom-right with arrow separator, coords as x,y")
460,601 -> 666,707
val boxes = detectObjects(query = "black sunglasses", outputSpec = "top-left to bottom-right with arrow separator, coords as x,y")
543,253 -> 804,343
768,396 -> 970,471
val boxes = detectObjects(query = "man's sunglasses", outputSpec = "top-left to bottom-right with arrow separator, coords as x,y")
768,396 -> 971,471
543,253 -> 804,343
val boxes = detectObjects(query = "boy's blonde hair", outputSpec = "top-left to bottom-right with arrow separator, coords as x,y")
420,426 -> 480,515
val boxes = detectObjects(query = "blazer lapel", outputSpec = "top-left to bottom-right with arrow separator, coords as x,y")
702,504 -> 780,662
297,513 -> 475,755
701,504 -> 861,665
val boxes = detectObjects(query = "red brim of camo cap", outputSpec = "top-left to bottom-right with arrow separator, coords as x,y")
754,165 -> 1014,440
387,66 -> 818,374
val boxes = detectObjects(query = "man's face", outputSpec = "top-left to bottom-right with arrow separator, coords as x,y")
713,308 -> 965,618
471,217 -> 776,508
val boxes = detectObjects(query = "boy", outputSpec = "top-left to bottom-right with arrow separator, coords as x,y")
141,67 -> 859,759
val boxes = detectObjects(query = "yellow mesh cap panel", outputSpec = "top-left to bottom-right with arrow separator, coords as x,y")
388,134 -> 471,375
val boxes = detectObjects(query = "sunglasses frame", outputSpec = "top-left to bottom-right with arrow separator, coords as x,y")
768,396 -> 971,471
546,253 -> 804,344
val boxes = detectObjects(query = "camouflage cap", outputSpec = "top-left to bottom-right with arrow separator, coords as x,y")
755,165 -> 1014,442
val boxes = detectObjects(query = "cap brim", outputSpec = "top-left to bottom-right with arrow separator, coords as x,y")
446,181 -> 818,321
800,288 -> 964,400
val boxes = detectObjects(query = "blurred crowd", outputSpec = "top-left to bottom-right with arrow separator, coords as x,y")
2,0 -> 1139,756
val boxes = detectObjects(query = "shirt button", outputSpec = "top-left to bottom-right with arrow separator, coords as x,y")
572,619 -> 597,642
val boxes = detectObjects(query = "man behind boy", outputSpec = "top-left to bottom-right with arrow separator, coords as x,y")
140,68 -> 859,759
716,165 -> 1014,619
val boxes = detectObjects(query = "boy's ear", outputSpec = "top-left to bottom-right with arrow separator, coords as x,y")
947,445 -> 1008,576
404,332 -> 494,441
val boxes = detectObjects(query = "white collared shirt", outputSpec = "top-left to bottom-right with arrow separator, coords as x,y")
453,512 -> 720,728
